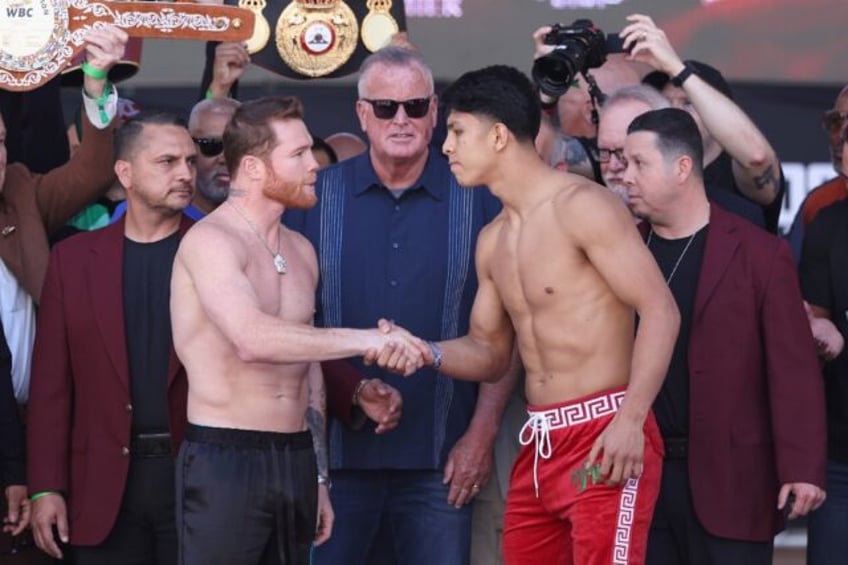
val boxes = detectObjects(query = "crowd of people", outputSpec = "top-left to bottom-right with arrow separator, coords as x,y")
0,10 -> 845,565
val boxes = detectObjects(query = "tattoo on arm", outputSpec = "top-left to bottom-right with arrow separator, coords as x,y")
307,383 -> 329,478
753,163 -> 776,191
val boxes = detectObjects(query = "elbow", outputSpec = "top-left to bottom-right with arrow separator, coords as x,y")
483,351 -> 511,383
746,147 -> 771,171
668,300 -> 681,338
232,335 -> 262,364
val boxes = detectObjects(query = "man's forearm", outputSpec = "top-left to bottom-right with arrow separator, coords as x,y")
620,299 -> 679,423
437,335 -> 512,383
306,364 -> 329,478
464,345 -> 521,443
684,75 -> 779,204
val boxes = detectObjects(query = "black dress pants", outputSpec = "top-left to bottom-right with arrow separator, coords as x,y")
74,455 -> 177,565
646,459 -> 773,565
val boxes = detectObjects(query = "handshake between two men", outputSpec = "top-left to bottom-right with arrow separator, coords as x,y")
363,319 -> 437,377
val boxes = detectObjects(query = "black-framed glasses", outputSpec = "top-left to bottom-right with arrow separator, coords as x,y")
822,109 -> 848,134
361,97 -> 431,119
192,137 -> 224,157
597,147 -> 627,166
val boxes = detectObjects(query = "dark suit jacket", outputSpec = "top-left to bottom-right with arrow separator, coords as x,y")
26,217 -> 191,546
0,341 -> 23,488
647,205 -> 826,541
0,115 -> 115,304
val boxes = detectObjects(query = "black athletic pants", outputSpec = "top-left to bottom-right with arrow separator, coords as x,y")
176,424 -> 318,565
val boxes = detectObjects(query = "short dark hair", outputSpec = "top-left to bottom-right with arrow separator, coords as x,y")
223,96 -> 305,177
627,107 -> 704,178
114,111 -> 186,162
441,65 -> 541,142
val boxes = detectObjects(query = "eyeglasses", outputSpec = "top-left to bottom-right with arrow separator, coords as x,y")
822,109 -> 848,134
361,97 -> 431,119
597,147 -> 627,166
192,137 -> 224,157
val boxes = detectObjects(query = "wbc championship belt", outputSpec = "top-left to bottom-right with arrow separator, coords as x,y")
225,0 -> 406,79
0,0 -> 255,91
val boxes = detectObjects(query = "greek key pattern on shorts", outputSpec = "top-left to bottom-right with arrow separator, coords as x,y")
612,477 -> 640,564
529,391 -> 625,430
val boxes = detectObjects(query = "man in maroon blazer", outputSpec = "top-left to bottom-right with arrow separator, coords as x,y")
27,111 -> 197,564
622,108 -> 827,565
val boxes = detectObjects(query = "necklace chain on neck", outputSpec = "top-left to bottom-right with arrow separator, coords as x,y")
647,229 -> 697,286
227,201 -> 288,275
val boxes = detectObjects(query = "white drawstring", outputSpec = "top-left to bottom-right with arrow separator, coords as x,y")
519,413 -> 552,498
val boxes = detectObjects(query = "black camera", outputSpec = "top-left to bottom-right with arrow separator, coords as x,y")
532,19 -> 627,99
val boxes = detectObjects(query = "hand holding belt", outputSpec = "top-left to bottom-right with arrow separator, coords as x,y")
0,0 -> 255,91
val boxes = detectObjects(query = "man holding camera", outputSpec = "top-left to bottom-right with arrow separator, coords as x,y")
533,14 -> 782,233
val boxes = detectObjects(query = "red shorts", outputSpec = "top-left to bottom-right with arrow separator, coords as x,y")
502,387 -> 663,565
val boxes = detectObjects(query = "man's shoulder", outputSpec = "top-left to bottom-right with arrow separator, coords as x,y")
714,205 -> 788,262
809,197 -> 848,229
316,155 -> 362,187
181,212 -> 236,251
803,176 -> 848,225
2,163 -> 36,201
52,221 -> 120,257
550,172 -> 622,215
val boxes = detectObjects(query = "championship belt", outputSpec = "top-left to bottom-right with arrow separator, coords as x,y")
0,0 -> 255,92
276,0 -> 357,78
224,0 -> 406,79
239,0 -> 270,54
361,0 -> 397,53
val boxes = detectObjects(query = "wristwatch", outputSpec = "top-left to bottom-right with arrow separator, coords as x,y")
427,341 -> 443,370
671,62 -> 696,88
318,474 -> 332,489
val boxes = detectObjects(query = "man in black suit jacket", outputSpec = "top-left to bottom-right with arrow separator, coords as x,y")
0,316 -> 27,538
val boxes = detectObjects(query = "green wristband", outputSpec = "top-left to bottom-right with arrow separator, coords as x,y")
81,61 -> 108,80
30,491 -> 57,502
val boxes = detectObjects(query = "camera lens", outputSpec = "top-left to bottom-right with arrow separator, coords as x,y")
532,48 -> 582,98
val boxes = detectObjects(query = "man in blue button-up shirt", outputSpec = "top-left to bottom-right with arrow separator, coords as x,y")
285,46 -> 517,565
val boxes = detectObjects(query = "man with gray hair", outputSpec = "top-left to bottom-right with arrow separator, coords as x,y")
284,46 -> 518,565
598,83 -> 766,227
598,85 -> 670,206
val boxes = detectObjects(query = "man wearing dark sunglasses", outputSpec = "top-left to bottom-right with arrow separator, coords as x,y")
188,97 -> 240,215
786,84 -> 848,260
285,46 -> 517,565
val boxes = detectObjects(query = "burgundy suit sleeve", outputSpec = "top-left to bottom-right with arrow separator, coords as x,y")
26,249 -> 72,494
322,360 -> 367,430
762,239 -> 827,488
34,106 -> 116,237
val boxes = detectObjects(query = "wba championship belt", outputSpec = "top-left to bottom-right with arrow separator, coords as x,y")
0,0 -> 255,91
226,0 -> 406,79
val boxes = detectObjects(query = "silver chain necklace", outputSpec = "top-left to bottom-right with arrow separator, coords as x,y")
227,201 -> 288,274
647,229 -> 697,286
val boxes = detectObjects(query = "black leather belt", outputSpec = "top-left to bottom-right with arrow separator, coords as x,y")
130,433 -> 171,458
663,437 -> 688,460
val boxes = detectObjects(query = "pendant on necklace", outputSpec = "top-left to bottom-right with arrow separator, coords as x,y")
274,253 -> 289,275
273,253 -> 288,275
